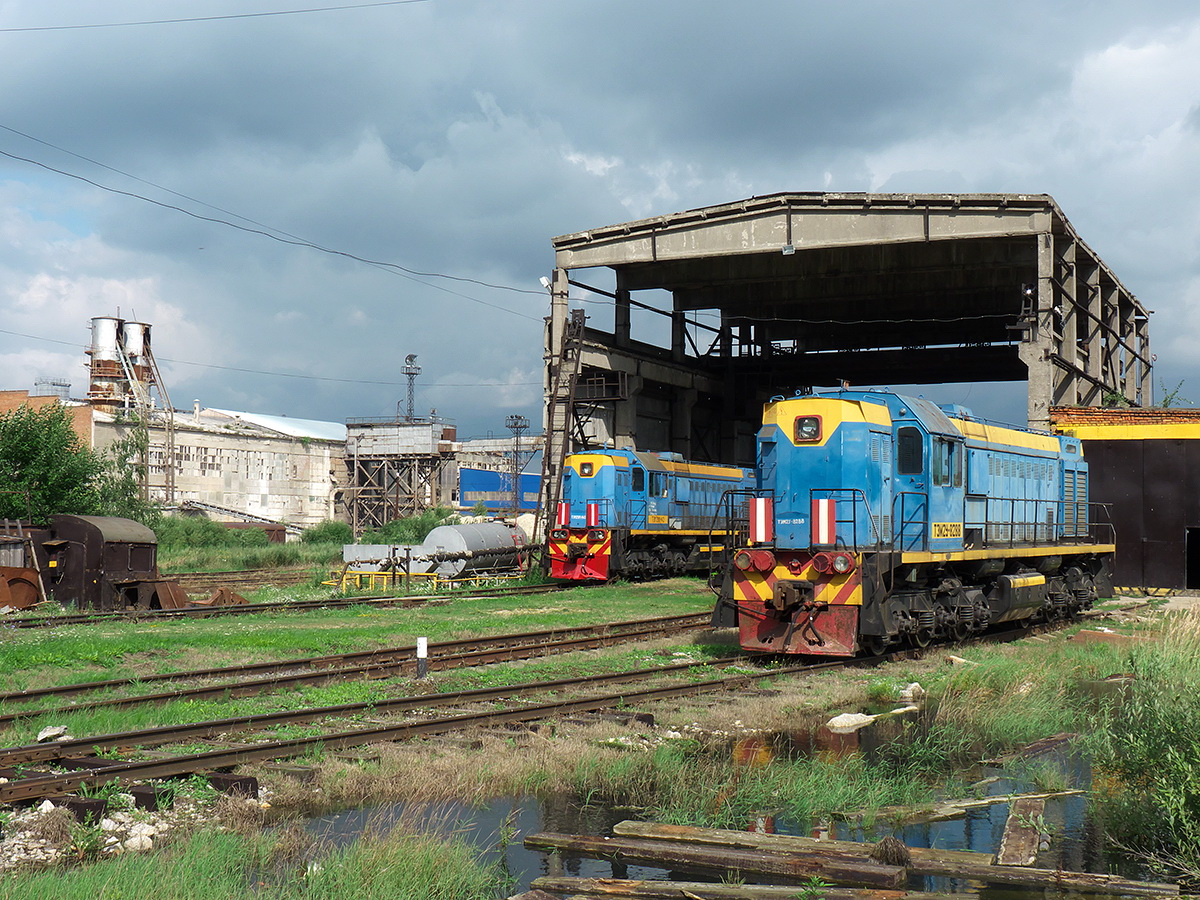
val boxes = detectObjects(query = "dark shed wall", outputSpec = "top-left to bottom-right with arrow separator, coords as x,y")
1082,439 -> 1199,589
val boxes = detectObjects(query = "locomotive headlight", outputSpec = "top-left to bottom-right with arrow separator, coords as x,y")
549,529 -> 569,541
588,530 -> 607,542
734,549 -> 776,572
831,552 -> 855,574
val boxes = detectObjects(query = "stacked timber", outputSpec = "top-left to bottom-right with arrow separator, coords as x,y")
524,819 -> 1179,899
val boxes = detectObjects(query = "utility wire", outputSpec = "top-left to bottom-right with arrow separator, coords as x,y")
0,0 -> 432,33
0,327 -> 538,388
0,145 -> 543,321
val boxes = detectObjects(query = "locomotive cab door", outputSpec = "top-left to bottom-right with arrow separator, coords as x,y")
894,425 -> 929,551
927,436 -> 965,551
629,465 -> 648,528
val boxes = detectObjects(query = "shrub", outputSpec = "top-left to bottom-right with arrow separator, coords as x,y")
1093,610 -> 1200,876
302,519 -> 353,544
155,515 -> 269,549
359,507 -> 459,545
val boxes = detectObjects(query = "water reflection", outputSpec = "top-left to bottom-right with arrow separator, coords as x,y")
301,794 -> 674,893
294,710 -> 1142,896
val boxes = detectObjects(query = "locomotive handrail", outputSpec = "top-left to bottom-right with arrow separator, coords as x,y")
808,488 -> 881,550
891,491 -> 930,552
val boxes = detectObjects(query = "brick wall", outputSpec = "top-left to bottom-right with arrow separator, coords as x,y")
0,391 -> 93,448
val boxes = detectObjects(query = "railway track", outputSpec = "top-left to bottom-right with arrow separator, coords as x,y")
171,568 -> 313,593
0,612 -> 714,728
0,617 -> 1077,808
6,582 -> 562,629
0,658 -> 826,805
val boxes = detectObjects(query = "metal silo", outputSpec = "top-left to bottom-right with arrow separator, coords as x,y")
87,316 -> 126,411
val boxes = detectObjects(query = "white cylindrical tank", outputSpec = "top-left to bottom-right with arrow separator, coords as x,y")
420,522 -> 527,577
90,317 -> 123,362
121,321 -> 150,363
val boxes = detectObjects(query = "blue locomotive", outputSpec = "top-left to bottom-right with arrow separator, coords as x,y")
717,389 -> 1114,656
547,449 -> 754,581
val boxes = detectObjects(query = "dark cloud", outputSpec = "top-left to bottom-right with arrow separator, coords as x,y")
2,0 -> 1200,433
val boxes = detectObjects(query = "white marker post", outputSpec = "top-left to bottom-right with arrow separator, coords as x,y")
416,637 -> 428,679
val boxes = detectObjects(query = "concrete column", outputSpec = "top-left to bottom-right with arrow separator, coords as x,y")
1120,303 -> 1137,401
543,268 -> 570,437
1053,239 -> 1077,407
671,307 -> 686,363
1137,317 -> 1152,406
671,387 -> 697,457
615,272 -> 631,348
1019,233 -> 1055,429
613,374 -> 643,450
1102,282 -> 1119,390
1082,261 -> 1103,406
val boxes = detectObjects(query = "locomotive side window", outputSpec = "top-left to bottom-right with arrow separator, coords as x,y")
794,416 -> 822,442
932,439 -> 962,487
632,467 -> 645,492
580,462 -> 594,477
897,427 -> 923,474
650,472 -> 669,497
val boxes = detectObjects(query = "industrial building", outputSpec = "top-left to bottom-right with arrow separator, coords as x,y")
1052,406 -> 1200,590
343,415 -> 542,531
5,315 -> 542,535
540,192 -> 1152,518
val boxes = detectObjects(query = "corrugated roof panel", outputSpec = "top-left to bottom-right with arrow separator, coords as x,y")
206,408 -> 346,442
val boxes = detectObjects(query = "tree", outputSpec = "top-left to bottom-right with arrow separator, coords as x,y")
0,403 -> 103,523
95,430 -> 161,526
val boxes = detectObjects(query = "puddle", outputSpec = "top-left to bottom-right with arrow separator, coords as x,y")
291,711 -> 1148,896
300,794 -> 677,893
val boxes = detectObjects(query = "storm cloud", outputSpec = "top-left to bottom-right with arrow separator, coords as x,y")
2,0 -> 1198,435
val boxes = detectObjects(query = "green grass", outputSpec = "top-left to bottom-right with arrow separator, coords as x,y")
567,738 -> 937,830
1089,610 -> 1200,876
2,638 -> 735,748
0,578 -> 714,692
0,825 -> 506,900
158,541 -> 343,574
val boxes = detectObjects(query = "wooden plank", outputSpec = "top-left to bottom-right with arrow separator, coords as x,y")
611,821 -> 990,870
530,877 -> 972,900
604,822 -> 1177,896
995,797 -> 1044,867
523,833 -> 905,889
843,789 -> 1083,825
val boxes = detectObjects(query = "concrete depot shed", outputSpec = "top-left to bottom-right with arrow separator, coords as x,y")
1052,407 -> 1200,589
543,193 -> 1152,484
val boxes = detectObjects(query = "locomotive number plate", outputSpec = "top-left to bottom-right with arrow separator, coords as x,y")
931,522 -> 964,539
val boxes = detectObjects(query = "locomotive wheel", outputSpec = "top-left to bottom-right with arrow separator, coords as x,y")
950,620 -> 972,641
910,627 -> 934,649
861,634 -> 891,656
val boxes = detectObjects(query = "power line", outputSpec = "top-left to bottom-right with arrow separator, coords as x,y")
0,0 -> 432,33
0,327 -> 538,388
0,144 -> 543,321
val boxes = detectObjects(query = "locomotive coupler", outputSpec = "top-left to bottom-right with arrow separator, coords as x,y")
768,579 -> 814,611
566,542 -> 589,560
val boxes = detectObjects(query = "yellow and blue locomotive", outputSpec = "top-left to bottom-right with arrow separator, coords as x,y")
717,390 -> 1114,656
547,450 -> 754,582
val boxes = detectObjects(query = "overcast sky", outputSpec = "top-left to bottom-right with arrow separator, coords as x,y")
1,0 -> 1198,439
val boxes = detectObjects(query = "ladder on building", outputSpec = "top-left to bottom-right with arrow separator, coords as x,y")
535,308 -> 586,543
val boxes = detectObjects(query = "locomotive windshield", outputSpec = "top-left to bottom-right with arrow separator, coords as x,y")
795,416 -> 821,442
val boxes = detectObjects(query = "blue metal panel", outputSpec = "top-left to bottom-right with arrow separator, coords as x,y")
458,468 -> 540,512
